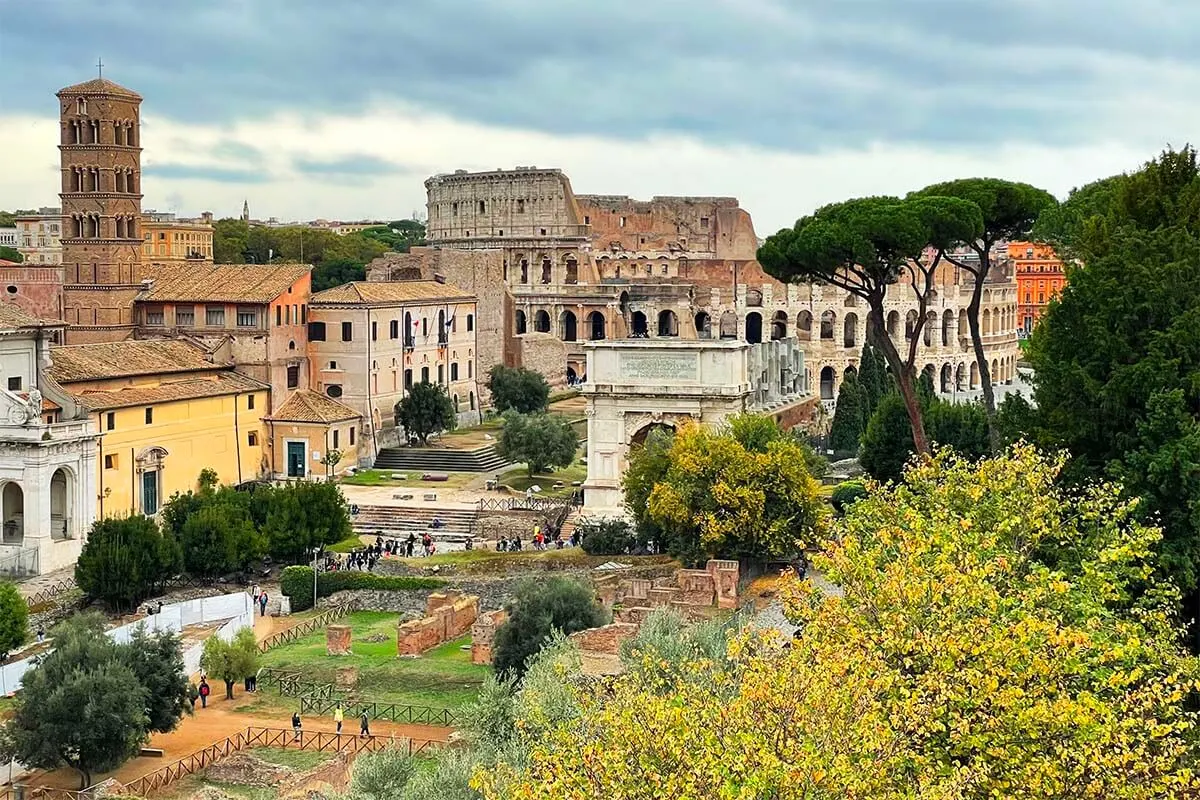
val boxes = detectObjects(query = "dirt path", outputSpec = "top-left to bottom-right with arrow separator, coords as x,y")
27,689 -> 453,790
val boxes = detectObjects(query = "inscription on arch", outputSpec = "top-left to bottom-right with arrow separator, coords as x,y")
619,352 -> 698,381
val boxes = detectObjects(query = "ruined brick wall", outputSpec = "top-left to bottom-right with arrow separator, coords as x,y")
595,559 -> 739,620
569,622 -> 639,677
326,624 -> 352,655
470,609 -> 507,665
425,168 -> 583,242
518,333 -> 568,389
576,196 -> 749,258
396,591 -> 480,656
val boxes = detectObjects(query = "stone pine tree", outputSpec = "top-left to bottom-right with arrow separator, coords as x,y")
394,381 -> 456,445
759,196 -> 984,454
910,179 -> 1057,447
829,373 -> 866,453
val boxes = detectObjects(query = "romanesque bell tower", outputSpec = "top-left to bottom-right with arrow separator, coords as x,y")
57,76 -> 144,343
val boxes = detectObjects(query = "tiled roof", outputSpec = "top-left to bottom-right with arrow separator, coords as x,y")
69,372 -> 267,411
310,281 -> 474,306
267,390 -> 360,423
0,302 -> 64,330
141,263 -> 310,304
47,340 -> 219,383
57,77 -> 142,99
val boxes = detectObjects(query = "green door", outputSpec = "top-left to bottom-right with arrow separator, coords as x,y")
287,442 -> 306,478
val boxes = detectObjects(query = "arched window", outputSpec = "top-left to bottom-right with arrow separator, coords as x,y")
657,310 -> 679,337
745,312 -> 762,344
587,311 -> 606,341
694,311 -> 711,339
770,311 -> 788,341
561,310 -> 578,341
534,310 -> 551,333
515,310 -> 527,335
820,311 -> 836,340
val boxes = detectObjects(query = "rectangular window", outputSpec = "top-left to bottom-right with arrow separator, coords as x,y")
301,305 -> 306,324
342,321 -> 353,341
106,411 -> 115,431
404,369 -> 412,389
205,306 -> 225,327
328,360 -> 338,370
247,431 -> 258,446
467,314 -> 474,332
517,199 -> 525,213
285,306 -> 291,325
104,454 -> 117,470
308,321 -> 326,341
176,307 -> 194,327
421,366 -> 429,383
479,200 -> 486,213
6,377 -> 20,391
142,470 -> 159,515
349,427 -> 355,445
276,306 -> 282,326
247,394 -> 255,410
287,365 -> 300,388
145,407 -> 153,425
700,216 -> 709,228
450,363 -> 459,381
145,306 -> 164,326
438,364 -> 444,384
333,429 -> 339,449
389,320 -> 398,339
371,321 -> 377,341
237,307 -> 257,327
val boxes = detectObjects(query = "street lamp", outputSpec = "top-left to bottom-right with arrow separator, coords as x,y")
311,546 -> 321,608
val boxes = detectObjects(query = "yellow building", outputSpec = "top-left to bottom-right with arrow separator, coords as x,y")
264,389 -> 362,480
46,340 -> 268,519
141,211 -> 214,265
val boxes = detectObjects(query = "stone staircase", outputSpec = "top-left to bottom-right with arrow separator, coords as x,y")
373,444 -> 509,473
351,504 -> 477,544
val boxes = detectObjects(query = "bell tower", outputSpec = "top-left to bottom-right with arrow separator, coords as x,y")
57,74 -> 144,344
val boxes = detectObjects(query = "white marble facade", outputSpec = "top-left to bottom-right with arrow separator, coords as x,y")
582,337 -> 805,515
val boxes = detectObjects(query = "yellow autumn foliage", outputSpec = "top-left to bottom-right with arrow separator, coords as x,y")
480,445 -> 1200,799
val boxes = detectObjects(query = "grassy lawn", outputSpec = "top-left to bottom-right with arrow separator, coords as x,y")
390,548 -> 677,575
253,611 -> 489,711
340,470 -> 479,490
328,535 -> 364,553
253,747 -> 334,771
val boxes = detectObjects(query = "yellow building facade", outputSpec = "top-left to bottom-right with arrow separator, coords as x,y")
46,340 -> 268,519
141,212 -> 214,264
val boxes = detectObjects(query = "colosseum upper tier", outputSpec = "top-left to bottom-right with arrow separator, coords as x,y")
366,167 -> 1020,406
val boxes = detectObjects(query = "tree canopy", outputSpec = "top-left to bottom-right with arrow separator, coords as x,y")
492,577 -> 608,679
485,447 -> 1200,798
860,390 -> 989,483
394,381 -> 457,445
0,246 -> 22,263
487,365 -> 550,414
641,415 -> 829,565
200,627 -> 260,699
759,195 -> 984,454
497,412 -> 578,477
75,516 -> 180,611
0,582 -> 26,659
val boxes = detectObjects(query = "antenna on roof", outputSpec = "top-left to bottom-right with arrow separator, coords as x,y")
97,57 -> 104,78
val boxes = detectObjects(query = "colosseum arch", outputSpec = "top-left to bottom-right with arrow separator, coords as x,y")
657,309 -> 679,337
796,311 -> 812,341
982,308 -> 992,336
820,310 -> 836,340
534,310 -> 551,333
515,310 -> 527,335
843,312 -> 858,349
718,311 -> 737,339
957,309 -> 968,342
923,311 -> 936,347
587,310 -> 606,340
905,310 -> 918,340
770,311 -> 788,341
819,366 -> 836,400
695,311 -> 712,339
955,362 -> 967,391
886,310 -> 899,339
969,361 -> 980,390
563,253 -> 580,285
745,312 -> 763,344
560,310 -> 577,341
940,363 -> 953,393
631,311 -> 648,336
746,289 -> 763,307
941,310 -> 955,347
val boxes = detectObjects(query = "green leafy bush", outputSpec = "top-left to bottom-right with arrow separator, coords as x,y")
578,518 -> 636,556
830,480 -> 868,515
492,577 -> 608,678
281,566 -> 447,611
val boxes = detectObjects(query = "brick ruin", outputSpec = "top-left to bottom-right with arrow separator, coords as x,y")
396,591 -> 479,656
568,622 -> 640,677
594,559 -> 739,623
469,609 -> 508,665
326,623 -> 352,656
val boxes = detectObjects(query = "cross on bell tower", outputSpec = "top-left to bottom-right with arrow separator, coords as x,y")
96,57 -> 104,78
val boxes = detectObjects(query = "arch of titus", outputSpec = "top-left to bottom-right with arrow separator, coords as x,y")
582,337 -> 811,515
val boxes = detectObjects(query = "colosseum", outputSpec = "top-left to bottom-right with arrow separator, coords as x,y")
367,167 -> 1020,408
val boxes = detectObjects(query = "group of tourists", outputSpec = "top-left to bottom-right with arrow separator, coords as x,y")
496,524 -> 581,553
292,705 -> 370,739
250,584 -> 270,617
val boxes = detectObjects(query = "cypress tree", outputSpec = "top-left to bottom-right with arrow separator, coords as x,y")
829,373 -> 867,453
858,343 -> 890,419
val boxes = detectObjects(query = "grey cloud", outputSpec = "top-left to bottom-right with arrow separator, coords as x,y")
293,154 -> 406,177
4,0 -> 1198,152
142,163 -> 270,184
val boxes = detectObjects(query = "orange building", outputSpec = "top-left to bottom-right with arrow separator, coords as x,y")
1009,242 -> 1065,335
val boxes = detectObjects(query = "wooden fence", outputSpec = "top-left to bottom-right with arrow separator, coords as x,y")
23,578 -> 76,610
1,727 -> 439,800
257,602 -> 359,653
258,667 -> 460,725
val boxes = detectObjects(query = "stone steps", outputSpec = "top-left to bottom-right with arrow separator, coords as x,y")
373,444 -> 509,473
351,504 -> 477,540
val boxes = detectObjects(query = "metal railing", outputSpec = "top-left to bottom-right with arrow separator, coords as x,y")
0,548 -> 38,581
24,577 -> 76,609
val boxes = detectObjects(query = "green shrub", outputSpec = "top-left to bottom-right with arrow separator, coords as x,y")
281,566 -> 447,611
492,576 -> 608,679
578,518 -> 636,556
830,480 -> 868,515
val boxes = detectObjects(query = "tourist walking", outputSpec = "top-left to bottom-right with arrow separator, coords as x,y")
259,591 -> 269,617
292,711 -> 302,741
334,705 -> 343,734
359,711 -> 370,737
199,679 -> 210,708
36,625 -> 44,644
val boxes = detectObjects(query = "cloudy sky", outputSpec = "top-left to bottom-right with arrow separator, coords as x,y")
2,0 -> 1195,233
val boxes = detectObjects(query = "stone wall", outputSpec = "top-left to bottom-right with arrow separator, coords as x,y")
396,591 -> 480,656
568,622 -> 639,677
595,559 -> 739,620
316,589 -> 432,616
517,332 -> 568,389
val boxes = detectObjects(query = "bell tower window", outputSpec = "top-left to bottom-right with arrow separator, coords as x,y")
77,97 -> 87,115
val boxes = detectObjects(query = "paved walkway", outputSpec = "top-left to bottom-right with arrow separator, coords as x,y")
15,567 -> 74,599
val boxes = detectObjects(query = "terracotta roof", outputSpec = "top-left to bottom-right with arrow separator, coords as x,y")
47,340 -> 219,383
310,281 -> 474,306
57,77 -> 142,99
0,302 -> 64,330
0,260 -> 20,267
69,372 -> 266,411
141,263 -> 311,304
267,390 -> 360,424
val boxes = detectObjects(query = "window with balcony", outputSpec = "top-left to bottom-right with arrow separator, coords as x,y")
205,306 -> 225,327
237,307 -> 258,327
